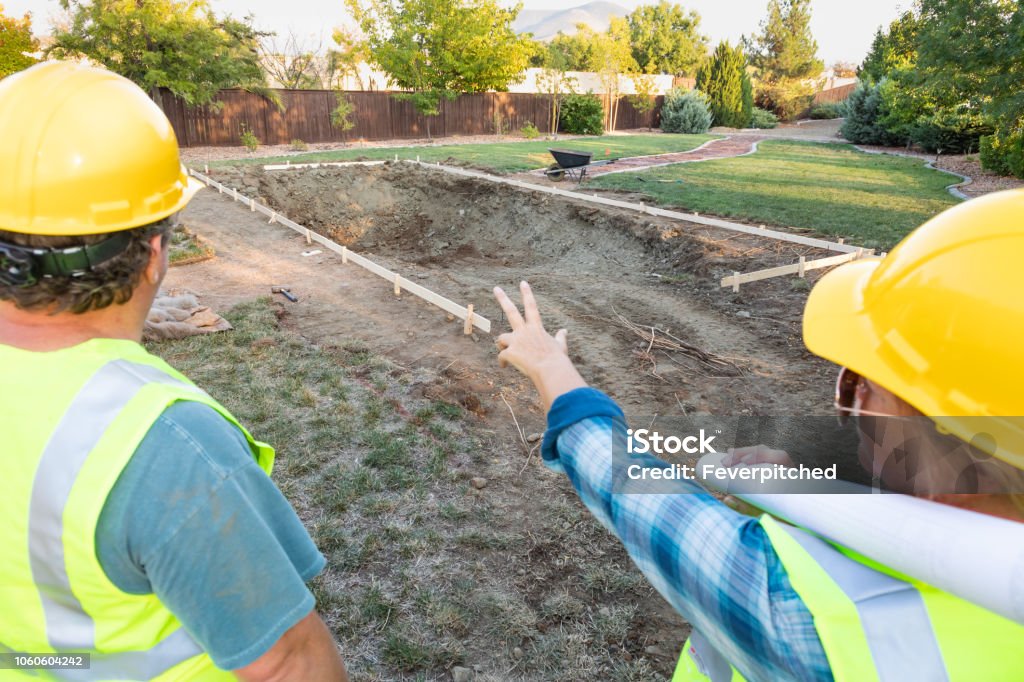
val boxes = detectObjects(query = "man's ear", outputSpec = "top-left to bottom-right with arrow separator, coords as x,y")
144,231 -> 168,285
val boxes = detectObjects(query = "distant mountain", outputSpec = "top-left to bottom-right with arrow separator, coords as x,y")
513,1 -> 630,41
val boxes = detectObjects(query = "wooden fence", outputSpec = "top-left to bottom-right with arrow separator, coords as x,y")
159,88 -> 665,147
812,82 -> 857,105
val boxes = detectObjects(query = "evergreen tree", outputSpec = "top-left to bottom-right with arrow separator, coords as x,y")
741,70 -> 754,126
858,11 -> 920,83
695,41 -> 748,128
745,0 -> 824,120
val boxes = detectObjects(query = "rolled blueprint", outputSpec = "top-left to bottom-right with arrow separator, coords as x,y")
697,452 -> 1024,625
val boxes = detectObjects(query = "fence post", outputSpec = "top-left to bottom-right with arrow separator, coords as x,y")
464,304 -> 474,335
732,272 -> 740,293
798,256 -> 806,278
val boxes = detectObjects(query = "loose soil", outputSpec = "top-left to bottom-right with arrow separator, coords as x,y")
170,162 -> 839,680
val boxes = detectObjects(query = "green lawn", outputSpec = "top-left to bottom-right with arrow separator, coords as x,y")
215,134 -> 719,174
589,140 -> 960,248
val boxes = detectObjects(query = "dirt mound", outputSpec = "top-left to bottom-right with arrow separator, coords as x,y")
218,163 -> 742,277
207,161 -> 841,419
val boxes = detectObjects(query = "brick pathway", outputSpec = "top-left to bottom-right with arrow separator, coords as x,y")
589,135 -> 766,176
535,135 -> 767,180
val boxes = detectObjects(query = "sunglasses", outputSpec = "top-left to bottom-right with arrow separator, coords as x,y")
834,367 -> 898,425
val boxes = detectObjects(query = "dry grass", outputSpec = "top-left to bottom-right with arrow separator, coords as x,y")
149,299 -> 676,680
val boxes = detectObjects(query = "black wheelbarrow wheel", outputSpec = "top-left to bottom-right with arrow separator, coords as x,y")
546,162 -> 566,182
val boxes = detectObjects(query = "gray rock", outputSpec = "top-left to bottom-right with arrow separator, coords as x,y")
451,666 -> 473,682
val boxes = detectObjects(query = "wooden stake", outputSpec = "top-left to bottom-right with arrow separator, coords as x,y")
838,237 -> 845,245
732,272 -> 740,293
394,273 -> 401,296
250,199 -> 255,212
464,305 -> 474,335
342,246 -> 348,264
269,212 -> 277,224
305,228 -> 312,245
204,163 -> 209,174
798,256 -> 806,278
232,188 -> 238,201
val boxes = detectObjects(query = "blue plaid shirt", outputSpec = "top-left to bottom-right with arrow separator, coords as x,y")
541,388 -> 833,682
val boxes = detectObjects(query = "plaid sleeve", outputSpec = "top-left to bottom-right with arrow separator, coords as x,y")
545,392 -> 833,682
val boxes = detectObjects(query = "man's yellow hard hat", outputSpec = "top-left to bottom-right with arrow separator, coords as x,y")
803,189 -> 1024,468
0,61 -> 200,236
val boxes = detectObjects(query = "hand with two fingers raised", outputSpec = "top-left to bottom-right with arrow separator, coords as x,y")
492,281 -> 587,411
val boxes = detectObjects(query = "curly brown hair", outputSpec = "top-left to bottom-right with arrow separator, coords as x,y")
0,218 -> 172,314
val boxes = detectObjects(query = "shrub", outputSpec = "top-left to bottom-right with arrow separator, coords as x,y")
809,102 -> 846,119
492,111 -> 508,135
911,106 -> 993,154
980,134 -> 1009,175
331,92 -> 355,131
756,79 -> 817,122
559,93 -> 604,135
749,107 -> 779,129
980,127 -> 1024,178
239,123 -> 259,152
840,81 -> 898,145
290,139 -> 309,151
660,88 -> 713,134
521,121 -> 540,139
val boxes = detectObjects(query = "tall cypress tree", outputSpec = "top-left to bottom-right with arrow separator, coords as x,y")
696,41 -> 748,128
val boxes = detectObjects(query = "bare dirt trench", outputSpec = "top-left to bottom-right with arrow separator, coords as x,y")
170,162 -> 838,675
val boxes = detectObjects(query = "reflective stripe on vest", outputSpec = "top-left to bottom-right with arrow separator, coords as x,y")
675,516 -> 953,682
773,522 -> 948,682
25,359 -> 205,675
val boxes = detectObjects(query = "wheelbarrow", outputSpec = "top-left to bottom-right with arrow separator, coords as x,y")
545,148 -> 616,185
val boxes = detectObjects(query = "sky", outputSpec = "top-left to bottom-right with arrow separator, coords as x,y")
11,0 -> 910,66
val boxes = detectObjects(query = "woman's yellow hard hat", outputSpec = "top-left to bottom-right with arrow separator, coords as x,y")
0,61 -> 201,236
803,189 -> 1024,468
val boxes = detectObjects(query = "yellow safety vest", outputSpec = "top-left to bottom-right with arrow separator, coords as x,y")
0,338 -> 275,681
672,515 -> 1024,681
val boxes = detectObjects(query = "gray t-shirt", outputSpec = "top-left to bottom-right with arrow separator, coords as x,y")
95,401 -> 326,670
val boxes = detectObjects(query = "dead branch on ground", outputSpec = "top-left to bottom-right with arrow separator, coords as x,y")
613,312 -> 744,378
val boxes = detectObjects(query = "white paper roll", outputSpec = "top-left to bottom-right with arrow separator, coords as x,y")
697,453 -> 1024,625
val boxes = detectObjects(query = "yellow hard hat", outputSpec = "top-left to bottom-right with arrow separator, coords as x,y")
0,61 -> 201,236
803,189 -> 1024,469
